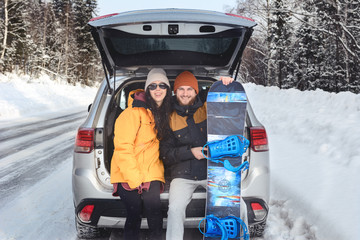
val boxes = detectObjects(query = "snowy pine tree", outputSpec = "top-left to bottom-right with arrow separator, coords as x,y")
73,0 -> 99,85
286,1 -> 320,90
234,0 -> 360,93
0,0 -> 28,72
268,0 -> 292,88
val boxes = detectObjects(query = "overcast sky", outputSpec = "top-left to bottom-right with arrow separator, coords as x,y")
96,0 -> 237,16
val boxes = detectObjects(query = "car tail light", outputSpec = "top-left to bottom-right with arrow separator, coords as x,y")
78,205 -> 94,223
74,128 -> 94,153
251,202 -> 267,221
250,127 -> 269,152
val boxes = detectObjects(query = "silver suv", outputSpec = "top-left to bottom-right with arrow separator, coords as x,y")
72,9 -> 270,239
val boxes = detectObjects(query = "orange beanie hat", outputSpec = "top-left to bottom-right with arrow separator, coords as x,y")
174,71 -> 199,94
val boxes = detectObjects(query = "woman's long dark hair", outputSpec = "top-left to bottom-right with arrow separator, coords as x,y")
145,86 -> 173,141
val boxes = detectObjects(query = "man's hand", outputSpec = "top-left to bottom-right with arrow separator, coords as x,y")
191,147 -> 207,160
219,76 -> 234,85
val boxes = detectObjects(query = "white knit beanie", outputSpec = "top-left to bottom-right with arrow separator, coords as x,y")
145,68 -> 170,90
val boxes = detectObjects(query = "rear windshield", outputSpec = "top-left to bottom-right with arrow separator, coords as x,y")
111,37 -> 233,55
102,28 -> 245,67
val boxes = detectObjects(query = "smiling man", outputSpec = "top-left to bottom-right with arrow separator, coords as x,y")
160,71 -> 233,240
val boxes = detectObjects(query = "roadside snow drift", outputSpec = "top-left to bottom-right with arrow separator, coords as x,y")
245,84 -> 360,240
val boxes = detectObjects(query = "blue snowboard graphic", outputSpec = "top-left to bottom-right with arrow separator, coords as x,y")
207,166 -> 241,207
202,81 -> 249,240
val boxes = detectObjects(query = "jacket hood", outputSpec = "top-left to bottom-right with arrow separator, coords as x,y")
128,89 -> 148,109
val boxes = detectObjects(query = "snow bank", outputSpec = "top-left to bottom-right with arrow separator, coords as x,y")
0,73 -> 98,121
245,83 -> 360,240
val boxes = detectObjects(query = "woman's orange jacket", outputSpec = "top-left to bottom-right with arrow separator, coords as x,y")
110,90 -> 165,188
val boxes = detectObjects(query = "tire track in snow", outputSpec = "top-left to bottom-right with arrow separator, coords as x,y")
0,111 -> 84,142
0,110 -> 87,206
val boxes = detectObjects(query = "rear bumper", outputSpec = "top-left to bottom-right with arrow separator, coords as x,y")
75,197 -> 268,229
75,197 -> 206,228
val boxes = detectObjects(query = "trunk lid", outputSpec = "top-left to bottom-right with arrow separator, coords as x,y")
88,9 -> 256,90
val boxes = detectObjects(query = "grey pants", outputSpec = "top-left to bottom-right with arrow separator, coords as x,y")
166,177 -> 248,240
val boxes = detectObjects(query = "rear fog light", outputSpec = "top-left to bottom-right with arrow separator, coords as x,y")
251,202 -> 267,221
79,205 -> 94,223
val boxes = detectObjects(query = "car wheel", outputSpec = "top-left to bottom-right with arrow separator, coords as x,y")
249,221 -> 266,237
75,217 -> 110,239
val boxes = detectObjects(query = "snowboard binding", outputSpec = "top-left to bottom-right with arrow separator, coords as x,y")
207,135 -> 249,158
202,135 -> 250,173
199,214 -> 250,240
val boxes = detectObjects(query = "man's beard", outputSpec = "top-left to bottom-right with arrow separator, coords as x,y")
177,95 -> 196,106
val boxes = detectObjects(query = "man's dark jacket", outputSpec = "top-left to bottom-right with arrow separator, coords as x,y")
160,96 -> 207,181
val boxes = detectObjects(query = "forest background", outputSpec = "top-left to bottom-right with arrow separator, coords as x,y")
0,0 -> 359,93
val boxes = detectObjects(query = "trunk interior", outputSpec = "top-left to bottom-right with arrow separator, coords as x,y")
101,76 -> 249,192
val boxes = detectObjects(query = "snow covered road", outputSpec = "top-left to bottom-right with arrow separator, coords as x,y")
0,109 -> 86,239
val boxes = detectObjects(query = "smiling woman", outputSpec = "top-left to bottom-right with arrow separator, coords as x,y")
110,68 -> 172,239
148,82 -> 168,106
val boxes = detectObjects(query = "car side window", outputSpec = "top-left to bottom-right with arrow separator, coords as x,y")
118,89 -> 127,110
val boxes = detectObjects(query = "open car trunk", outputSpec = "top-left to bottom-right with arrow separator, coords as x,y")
88,9 -> 256,92
101,75 -> 251,193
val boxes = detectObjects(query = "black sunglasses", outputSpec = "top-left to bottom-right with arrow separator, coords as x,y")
148,83 -> 168,90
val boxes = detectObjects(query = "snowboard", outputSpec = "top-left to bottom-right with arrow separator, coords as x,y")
202,81 -> 249,240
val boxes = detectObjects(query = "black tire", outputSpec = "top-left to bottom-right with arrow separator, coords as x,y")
249,221 -> 266,237
75,217 -> 110,239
